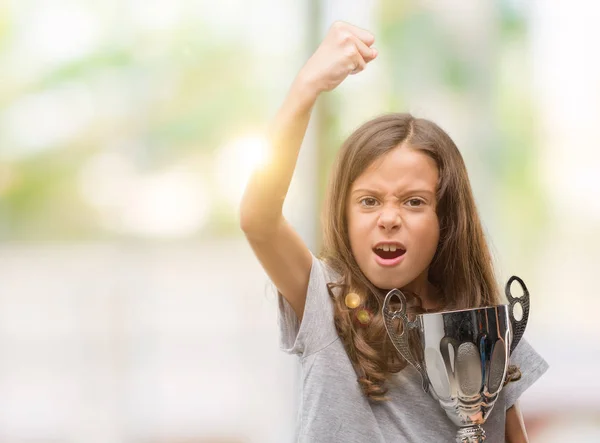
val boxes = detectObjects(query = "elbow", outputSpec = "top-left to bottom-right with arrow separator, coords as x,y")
239,208 -> 280,241
239,201 -> 259,234
238,195 -> 256,233
239,208 -> 263,239
239,211 -> 258,236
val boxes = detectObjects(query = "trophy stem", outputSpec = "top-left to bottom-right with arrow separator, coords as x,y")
456,425 -> 486,443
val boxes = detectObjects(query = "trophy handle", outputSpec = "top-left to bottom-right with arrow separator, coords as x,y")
382,289 -> 430,392
505,276 -> 530,354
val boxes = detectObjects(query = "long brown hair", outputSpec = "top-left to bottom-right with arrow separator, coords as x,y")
321,113 -> 516,401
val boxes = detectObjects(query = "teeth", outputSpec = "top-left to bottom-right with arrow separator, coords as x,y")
377,245 -> 398,252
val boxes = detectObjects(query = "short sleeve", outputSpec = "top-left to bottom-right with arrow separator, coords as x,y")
277,253 -> 339,357
503,337 -> 549,409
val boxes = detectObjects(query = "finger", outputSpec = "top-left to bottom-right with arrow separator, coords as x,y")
347,23 -> 375,47
351,36 -> 377,63
349,52 -> 367,75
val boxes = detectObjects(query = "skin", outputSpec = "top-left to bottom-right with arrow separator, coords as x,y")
346,144 -> 441,309
506,402 -> 529,442
347,145 -> 530,442
241,20 -> 530,442
240,21 -> 377,322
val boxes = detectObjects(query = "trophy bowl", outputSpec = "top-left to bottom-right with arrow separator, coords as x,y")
382,276 -> 530,443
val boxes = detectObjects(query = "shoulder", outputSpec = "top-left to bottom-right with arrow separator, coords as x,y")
277,253 -> 343,356
317,255 -> 342,281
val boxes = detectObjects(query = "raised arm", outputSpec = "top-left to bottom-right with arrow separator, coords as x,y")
240,21 -> 377,320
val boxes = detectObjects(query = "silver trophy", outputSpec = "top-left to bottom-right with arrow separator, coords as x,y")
382,276 -> 529,443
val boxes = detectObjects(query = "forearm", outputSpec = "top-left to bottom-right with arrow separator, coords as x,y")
241,21 -> 377,238
240,78 -> 318,237
505,402 -> 529,443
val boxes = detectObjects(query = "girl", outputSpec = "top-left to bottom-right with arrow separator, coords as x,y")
240,21 -> 548,443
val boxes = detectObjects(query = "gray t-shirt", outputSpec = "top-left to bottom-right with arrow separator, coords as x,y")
277,254 -> 549,443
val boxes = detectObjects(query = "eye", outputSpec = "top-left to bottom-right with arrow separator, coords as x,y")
406,198 -> 425,207
359,197 -> 379,207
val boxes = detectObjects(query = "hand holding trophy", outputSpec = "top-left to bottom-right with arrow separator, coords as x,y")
382,277 -> 530,443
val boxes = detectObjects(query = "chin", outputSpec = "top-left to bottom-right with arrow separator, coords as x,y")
366,274 -> 408,292
365,265 -> 428,292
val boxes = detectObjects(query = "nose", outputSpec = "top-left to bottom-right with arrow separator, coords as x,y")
378,207 -> 401,232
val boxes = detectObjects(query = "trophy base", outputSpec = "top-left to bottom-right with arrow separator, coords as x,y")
456,425 -> 486,443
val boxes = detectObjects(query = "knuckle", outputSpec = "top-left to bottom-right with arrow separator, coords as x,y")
345,45 -> 358,57
337,32 -> 352,45
332,21 -> 345,31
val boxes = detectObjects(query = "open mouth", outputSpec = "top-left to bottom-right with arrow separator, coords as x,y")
373,246 -> 406,260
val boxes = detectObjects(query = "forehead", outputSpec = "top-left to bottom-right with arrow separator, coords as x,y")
351,145 -> 439,192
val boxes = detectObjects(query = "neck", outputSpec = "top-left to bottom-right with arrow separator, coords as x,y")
402,273 -> 442,311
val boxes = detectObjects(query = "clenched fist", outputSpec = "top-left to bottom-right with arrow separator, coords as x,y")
297,21 -> 378,95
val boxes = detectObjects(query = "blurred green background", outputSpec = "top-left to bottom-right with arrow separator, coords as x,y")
0,1 -> 599,442
0,0 -> 543,244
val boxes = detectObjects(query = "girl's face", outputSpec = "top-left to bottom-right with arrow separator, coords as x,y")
346,145 -> 440,291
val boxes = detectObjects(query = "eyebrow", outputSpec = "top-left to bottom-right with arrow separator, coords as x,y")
351,188 -> 381,195
351,188 -> 435,197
